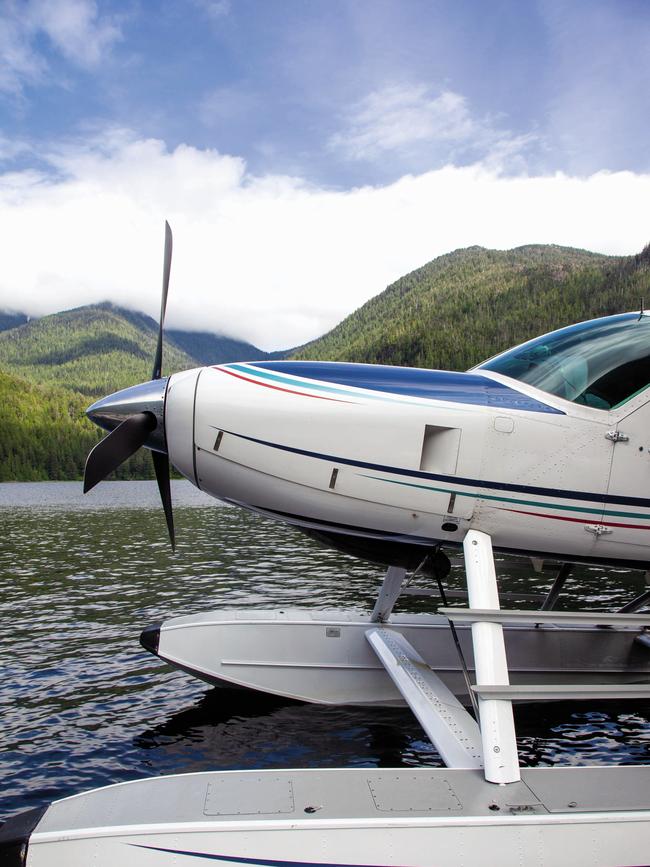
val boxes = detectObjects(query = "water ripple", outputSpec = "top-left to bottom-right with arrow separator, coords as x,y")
0,481 -> 649,819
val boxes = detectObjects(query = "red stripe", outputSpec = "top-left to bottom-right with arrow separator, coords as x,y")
500,507 -> 650,531
215,367 -> 353,403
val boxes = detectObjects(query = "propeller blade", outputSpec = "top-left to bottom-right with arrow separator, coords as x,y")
152,449 -> 175,550
152,221 -> 173,381
84,412 -> 156,493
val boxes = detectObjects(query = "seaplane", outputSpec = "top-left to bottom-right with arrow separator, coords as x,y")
3,224 -> 650,866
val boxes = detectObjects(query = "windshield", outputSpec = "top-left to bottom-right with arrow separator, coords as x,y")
475,313 -> 650,410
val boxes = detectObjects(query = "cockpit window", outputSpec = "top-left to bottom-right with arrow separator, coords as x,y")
475,313 -> 650,410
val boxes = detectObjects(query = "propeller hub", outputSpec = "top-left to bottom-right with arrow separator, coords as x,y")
86,377 -> 169,454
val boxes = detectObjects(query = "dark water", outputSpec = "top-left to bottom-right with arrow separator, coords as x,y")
1,481 -> 649,819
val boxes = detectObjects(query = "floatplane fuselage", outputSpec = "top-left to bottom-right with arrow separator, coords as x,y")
89,311 -> 650,572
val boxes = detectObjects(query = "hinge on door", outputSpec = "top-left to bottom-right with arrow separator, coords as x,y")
584,524 -> 613,536
605,430 -> 629,443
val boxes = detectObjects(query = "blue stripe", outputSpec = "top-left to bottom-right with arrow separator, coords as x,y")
246,361 -> 564,415
217,428 -> 650,509
131,845 -> 388,867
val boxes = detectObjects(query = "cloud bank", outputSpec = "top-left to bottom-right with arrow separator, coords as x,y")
1,129 -> 649,350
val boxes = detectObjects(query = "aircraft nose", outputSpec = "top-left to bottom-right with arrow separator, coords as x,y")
86,377 -> 169,454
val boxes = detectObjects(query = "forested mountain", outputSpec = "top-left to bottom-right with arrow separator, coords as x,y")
0,302 -> 275,481
3,244 -> 650,482
0,303 -> 271,396
0,370 -> 94,481
0,311 -> 28,333
0,369 -> 157,482
166,328 -> 270,366
293,245 -> 649,369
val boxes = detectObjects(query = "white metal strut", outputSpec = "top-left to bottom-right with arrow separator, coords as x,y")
463,530 -> 520,784
366,627 -> 483,769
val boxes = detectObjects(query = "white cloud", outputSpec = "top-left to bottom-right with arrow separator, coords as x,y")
1,129 -> 649,350
330,86 -> 469,158
191,0 -> 231,22
0,13 -> 47,95
329,83 -> 536,171
0,0 -> 120,94
31,0 -> 121,67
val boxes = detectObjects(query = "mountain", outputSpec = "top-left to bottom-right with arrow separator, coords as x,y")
166,328 -> 270,366
0,303 -> 196,397
0,311 -> 28,333
1,369 -> 89,481
0,302 -> 281,481
293,245 -> 649,369
0,368 -> 157,482
0,302 -> 274,397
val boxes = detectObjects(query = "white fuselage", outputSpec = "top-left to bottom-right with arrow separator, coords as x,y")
163,360 -> 650,570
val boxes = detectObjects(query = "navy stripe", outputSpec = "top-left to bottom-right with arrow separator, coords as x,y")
131,845 -> 390,867
218,428 -> 650,510
250,362 -> 564,415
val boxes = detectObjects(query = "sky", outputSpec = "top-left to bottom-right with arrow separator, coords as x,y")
1,0 -> 650,350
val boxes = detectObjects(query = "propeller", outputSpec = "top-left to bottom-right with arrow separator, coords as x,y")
152,221 -> 172,381
83,221 -> 176,549
83,413 -> 156,494
149,221 -> 175,548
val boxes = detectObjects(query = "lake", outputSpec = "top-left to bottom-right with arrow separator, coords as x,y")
1,480 -> 649,820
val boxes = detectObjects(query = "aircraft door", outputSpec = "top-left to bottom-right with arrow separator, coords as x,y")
602,395 -> 650,562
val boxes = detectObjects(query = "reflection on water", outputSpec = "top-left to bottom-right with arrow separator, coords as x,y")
0,481 -> 649,819
133,689 -> 441,774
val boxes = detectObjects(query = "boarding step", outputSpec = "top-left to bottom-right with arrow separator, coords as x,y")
365,627 -> 483,769
472,683 -> 650,701
438,607 -> 650,628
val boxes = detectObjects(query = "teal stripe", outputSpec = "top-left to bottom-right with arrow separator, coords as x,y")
228,364 -> 439,407
359,474 -> 650,521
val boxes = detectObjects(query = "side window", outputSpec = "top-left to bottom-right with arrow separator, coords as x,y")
575,354 -> 650,410
477,315 -> 650,411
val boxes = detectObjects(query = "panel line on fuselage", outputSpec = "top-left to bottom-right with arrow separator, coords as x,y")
214,426 -> 650,511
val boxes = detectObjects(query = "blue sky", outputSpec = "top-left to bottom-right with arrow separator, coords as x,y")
1,0 -> 650,348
